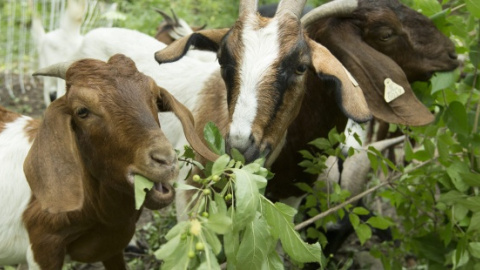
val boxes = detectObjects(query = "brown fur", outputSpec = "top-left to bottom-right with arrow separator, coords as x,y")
20,54 -> 216,268
0,106 -> 21,132
266,0 -> 459,200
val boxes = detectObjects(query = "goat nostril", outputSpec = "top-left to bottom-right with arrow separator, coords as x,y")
449,51 -> 458,60
150,152 -> 175,167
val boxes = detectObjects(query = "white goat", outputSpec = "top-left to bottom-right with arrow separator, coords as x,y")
31,0 -> 86,106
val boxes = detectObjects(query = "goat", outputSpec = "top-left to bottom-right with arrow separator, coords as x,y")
266,0 -> 459,204
152,0 -> 376,219
31,0 -> 86,106
264,0 -> 459,258
154,8 -> 206,45
0,54 -> 217,269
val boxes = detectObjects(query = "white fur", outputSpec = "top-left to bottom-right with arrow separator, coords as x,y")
341,118 -> 367,155
229,16 -> 280,150
0,117 -> 34,266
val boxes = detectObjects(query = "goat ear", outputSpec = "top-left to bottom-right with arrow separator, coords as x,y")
154,84 -> 220,162
308,39 -> 372,123
155,28 -> 229,64
315,24 -> 434,126
23,97 -> 85,214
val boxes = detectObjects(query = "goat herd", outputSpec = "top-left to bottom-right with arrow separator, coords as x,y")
0,0 -> 459,269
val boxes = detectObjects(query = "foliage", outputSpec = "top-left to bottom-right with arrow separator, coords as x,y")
135,122 -> 326,269
295,1 -> 480,269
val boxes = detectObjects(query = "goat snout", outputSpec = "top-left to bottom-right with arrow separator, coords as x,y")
150,149 -> 177,169
226,134 -> 271,163
448,51 -> 458,60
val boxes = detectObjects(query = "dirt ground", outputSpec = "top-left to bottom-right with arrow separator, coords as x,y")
0,75 -> 46,118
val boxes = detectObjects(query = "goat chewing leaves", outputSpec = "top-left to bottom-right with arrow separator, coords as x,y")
134,174 -> 154,210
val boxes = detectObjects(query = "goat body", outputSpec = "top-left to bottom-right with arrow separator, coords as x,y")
0,54 -> 215,269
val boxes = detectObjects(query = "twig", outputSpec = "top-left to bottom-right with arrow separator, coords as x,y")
294,159 -> 434,231
294,181 -> 391,231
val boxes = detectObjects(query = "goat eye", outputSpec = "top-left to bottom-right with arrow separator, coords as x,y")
380,32 -> 393,41
76,107 -> 90,118
295,64 -> 308,75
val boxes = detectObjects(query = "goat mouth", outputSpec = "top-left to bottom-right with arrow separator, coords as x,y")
144,181 -> 175,210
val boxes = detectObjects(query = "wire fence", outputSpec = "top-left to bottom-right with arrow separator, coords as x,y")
0,0 -> 116,100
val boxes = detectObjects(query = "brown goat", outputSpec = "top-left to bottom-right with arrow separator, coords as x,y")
0,54 -> 217,269
266,0 -> 459,202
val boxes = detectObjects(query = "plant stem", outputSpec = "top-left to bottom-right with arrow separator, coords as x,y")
294,159 -> 434,231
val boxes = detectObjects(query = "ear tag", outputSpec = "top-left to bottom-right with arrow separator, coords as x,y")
343,67 -> 359,87
384,78 -> 405,103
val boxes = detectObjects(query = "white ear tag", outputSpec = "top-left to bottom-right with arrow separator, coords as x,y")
384,78 -> 405,103
343,67 -> 359,87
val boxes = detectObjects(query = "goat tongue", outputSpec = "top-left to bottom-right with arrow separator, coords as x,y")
154,182 -> 171,194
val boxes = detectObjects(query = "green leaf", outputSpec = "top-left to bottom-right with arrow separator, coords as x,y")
236,213 -> 273,270
154,234 -> 183,262
224,229 -> 240,267
349,213 -> 360,228
444,101 -> 470,136
447,161 -> 470,192
198,243 -> 221,270
431,71 -> 455,94
309,137 -> 331,150
203,226 -> 223,255
204,121 -> 225,155
469,242 -> 480,259
262,250 -> 285,270
366,216 -> 392,230
175,182 -> 200,191
232,169 -> 260,230
231,148 -> 246,164
468,212 -> 480,233
262,199 -> 322,264
134,174 -> 154,210
212,154 -> 230,176
352,207 -> 370,216
165,221 -> 189,240
205,212 -> 233,235
404,139 -> 414,162
354,224 -> 372,245
299,150 -> 315,160
466,0 -> 480,18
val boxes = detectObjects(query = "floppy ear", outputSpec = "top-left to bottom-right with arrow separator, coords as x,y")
308,38 -> 372,123
153,84 -> 219,162
154,28 -> 229,64
315,23 -> 434,126
23,96 -> 85,214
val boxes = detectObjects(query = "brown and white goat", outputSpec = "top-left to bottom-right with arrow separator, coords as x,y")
266,0 -> 459,202
0,54 -> 216,269
154,0 -> 371,165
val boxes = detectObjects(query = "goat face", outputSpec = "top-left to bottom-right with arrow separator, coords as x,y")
155,0 -> 371,163
65,56 -> 178,209
25,54 -> 217,213
355,0 -> 459,81
219,13 -> 312,163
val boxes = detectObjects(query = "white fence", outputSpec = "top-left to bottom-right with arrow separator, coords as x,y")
0,0 -> 116,100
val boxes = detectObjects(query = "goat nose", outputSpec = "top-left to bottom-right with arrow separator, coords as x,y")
150,150 -> 176,167
449,51 -> 458,60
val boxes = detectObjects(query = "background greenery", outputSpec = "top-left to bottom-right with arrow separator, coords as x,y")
0,0 -> 479,269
